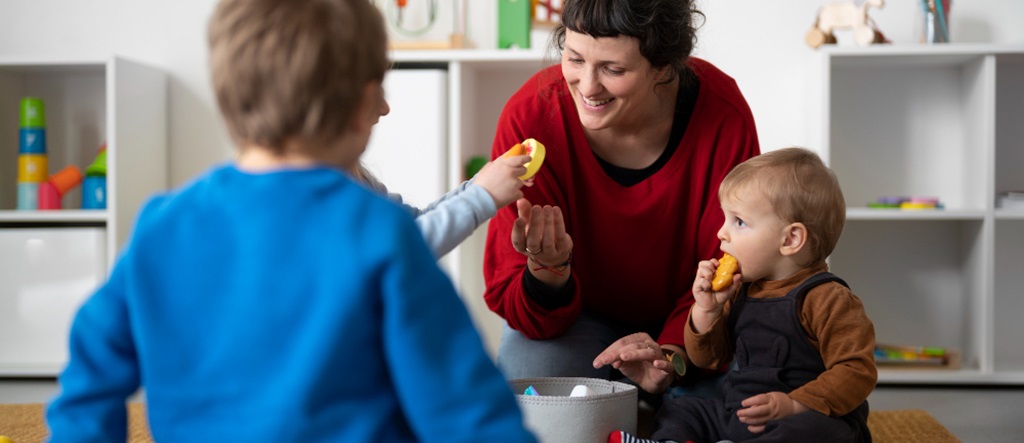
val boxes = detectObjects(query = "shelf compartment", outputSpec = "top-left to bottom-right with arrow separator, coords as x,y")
994,53 -> 1024,206
993,220 -> 1024,373
826,52 -> 989,212
452,59 -> 553,175
0,62 -> 107,211
830,219 -> 986,374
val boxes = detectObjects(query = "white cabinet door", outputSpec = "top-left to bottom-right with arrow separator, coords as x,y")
0,228 -> 105,375
363,69 -> 448,210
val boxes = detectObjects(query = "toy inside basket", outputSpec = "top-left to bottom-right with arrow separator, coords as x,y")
509,377 -> 638,443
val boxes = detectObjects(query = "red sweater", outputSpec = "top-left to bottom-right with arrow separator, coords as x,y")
484,59 -> 759,347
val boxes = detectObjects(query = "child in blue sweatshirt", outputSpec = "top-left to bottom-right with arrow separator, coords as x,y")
46,0 -> 536,441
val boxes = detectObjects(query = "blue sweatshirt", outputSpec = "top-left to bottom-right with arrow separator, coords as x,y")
47,164 -> 535,443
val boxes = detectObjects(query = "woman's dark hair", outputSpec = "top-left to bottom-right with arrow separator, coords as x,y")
552,0 -> 703,85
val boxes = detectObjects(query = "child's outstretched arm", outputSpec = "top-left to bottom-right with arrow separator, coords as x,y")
417,154 -> 526,258
369,155 -> 528,259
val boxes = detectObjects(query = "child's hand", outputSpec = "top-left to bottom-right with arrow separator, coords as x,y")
736,391 -> 809,434
692,258 -> 739,313
473,154 -> 530,209
689,257 -> 740,333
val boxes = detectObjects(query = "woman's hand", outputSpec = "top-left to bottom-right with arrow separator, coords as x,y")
592,333 -> 674,394
737,391 -> 809,433
510,198 -> 573,284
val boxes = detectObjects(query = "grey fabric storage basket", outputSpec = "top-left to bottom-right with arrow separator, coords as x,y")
510,377 -> 637,443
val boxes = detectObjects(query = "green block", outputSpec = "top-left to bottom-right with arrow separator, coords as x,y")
498,0 -> 531,49
20,97 -> 46,128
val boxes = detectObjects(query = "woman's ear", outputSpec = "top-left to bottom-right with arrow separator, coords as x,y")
780,222 -> 807,257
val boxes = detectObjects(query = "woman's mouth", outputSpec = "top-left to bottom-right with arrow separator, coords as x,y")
581,96 -> 613,107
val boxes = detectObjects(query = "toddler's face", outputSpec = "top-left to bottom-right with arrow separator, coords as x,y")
372,82 -> 390,126
717,186 -> 790,282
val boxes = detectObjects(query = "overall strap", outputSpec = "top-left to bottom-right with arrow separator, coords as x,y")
787,272 -> 849,300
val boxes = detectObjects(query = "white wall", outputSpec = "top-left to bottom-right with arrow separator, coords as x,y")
1,0 -> 1022,186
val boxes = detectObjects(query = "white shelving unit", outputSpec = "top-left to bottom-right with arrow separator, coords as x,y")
388,49 -> 556,355
0,56 -> 166,375
815,45 -> 1024,384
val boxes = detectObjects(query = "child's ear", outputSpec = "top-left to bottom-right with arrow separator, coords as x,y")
779,222 -> 807,257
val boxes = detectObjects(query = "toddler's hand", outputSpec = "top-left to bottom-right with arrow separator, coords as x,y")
692,258 -> 738,313
736,391 -> 809,434
473,154 -> 530,209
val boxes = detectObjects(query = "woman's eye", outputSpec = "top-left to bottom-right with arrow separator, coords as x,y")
604,67 -> 624,75
567,58 -> 583,65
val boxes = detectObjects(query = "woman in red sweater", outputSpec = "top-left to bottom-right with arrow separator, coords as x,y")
484,0 -> 759,392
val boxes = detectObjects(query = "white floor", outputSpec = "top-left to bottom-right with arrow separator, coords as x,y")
3,379 -> 1023,442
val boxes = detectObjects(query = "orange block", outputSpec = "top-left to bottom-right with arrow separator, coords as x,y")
49,165 -> 84,195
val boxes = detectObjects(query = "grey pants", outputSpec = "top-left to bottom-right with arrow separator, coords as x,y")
496,311 -> 628,380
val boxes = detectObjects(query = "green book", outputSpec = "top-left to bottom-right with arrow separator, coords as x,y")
498,0 -> 531,49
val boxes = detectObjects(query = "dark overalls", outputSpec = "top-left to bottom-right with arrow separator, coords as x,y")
652,272 -> 871,443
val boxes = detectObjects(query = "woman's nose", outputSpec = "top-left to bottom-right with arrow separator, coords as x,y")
577,69 -> 601,97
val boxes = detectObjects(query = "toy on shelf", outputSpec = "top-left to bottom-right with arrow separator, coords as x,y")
82,145 -> 108,210
17,97 -> 48,210
532,0 -> 563,27
38,165 -> 84,210
381,0 -> 466,49
806,0 -> 889,49
918,0 -> 951,43
464,155 -> 487,181
499,0 -> 531,49
868,196 -> 943,210
875,343 -> 953,367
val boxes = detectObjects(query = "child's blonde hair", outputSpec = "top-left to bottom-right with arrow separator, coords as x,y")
208,0 -> 388,153
719,147 -> 846,265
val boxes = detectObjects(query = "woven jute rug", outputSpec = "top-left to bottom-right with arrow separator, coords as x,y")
869,408 -> 960,442
0,403 -> 152,442
0,404 -> 956,442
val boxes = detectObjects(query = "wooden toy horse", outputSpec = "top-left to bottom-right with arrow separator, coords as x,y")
806,0 -> 887,48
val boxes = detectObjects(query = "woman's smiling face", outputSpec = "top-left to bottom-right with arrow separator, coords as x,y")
561,30 -> 669,132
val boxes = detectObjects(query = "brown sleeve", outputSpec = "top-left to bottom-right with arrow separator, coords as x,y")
683,300 -> 734,371
788,283 -> 878,416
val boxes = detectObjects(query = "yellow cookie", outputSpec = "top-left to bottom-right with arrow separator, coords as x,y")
711,253 -> 738,291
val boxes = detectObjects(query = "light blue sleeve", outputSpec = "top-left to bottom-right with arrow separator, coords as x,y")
387,180 -> 497,259
380,217 -> 536,442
